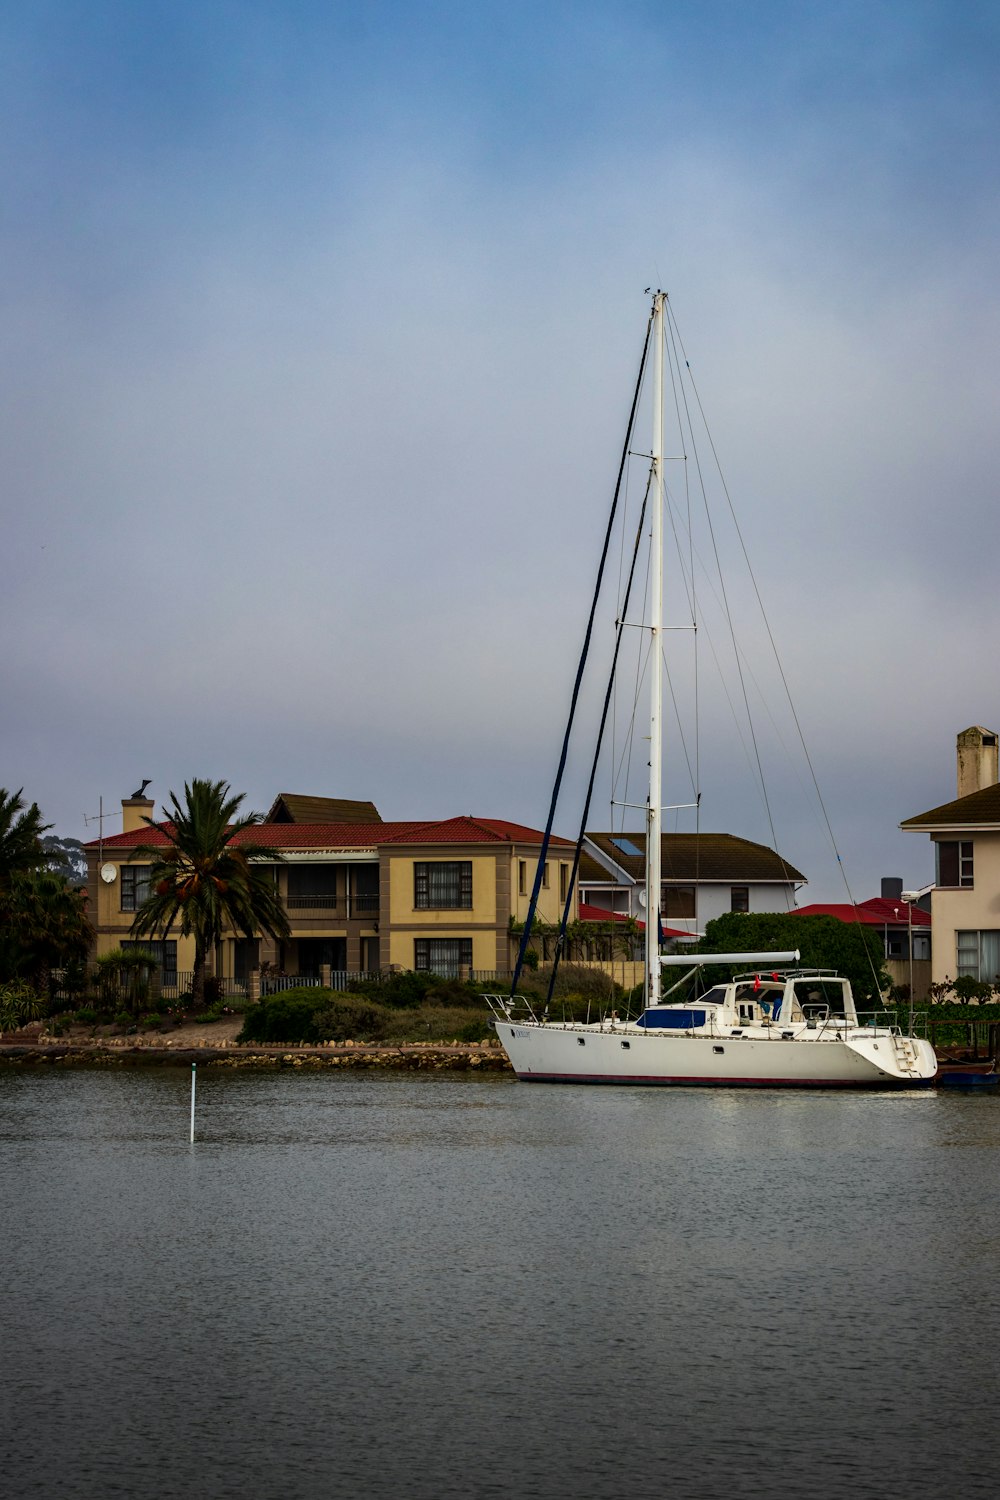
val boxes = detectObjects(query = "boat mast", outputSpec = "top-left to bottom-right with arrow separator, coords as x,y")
646,292 -> 665,1007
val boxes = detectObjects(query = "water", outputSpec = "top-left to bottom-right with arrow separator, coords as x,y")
1,1067 -> 997,1499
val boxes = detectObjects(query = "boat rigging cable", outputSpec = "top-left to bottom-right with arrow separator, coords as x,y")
663,303 -> 883,996
509,312 -> 652,999
543,472 -> 653,1006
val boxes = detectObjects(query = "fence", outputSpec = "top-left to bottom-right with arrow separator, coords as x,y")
261,971 -> 381,996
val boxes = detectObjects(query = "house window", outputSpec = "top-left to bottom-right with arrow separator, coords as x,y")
542,863 -> 550,889
122,939 -> 177,987
559,863 -> 569,902
414,861 -> 472,909
518,860 -> 526,896
956,930 -> 1000,981
662,885 -> 696,919
937,840 -> 973,888
120,865 -> 151,912
414,938 -> 473,977
730,886 -> 750,913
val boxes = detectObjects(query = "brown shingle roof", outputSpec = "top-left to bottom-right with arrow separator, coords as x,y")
265,794 -> 382,823
585,832 -> 805,883
901,782 -> 1000,829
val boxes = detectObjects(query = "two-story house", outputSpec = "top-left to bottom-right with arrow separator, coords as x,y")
85,790 -> 577,987
578,831 -> 806,937
901,725 -> 1000,985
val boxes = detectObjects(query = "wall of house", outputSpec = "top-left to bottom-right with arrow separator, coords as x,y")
696,882 -> 798,927
509,854 -> 574,925
931,830 -> 1000,983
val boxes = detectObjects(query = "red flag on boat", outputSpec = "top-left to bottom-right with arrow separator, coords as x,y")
753,974 -> 760,991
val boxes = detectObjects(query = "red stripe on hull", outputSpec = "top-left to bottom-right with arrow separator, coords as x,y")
515,1072 -> 929,1089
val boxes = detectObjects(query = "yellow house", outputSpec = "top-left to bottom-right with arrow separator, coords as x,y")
84,794 -> 576,991
901,726 -> 1000,985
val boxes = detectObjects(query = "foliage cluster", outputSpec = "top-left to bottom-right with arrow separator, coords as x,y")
345,970 -> 481,1009
129,778 -> 291,1007
0,980 -> 46,1031
237,986 -> 493,1045
0,789 -> 93,1002
695,912 -> 891,1004
511,962 -> 625,1020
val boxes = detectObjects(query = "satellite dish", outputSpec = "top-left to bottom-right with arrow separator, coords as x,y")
638,890 -> 647,909
100,863 -> 118,884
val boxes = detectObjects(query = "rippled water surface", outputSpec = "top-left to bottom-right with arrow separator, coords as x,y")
2,1066 -> 998,1499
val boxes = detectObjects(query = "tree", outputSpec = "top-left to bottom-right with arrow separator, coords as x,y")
697,911 -> 890,1004
130,779 -> 291,1007
0,870 -> 93,1000
0,788 -> 52,890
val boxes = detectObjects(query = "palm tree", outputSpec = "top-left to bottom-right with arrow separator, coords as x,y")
130,779 -> 290,1007
0,788 -> 52,890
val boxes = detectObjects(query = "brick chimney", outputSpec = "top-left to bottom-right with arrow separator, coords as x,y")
957,726 -> 999,799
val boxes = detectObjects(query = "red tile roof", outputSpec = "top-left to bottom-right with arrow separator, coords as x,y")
792,898 -> 931,927
578,902 -> 633,923
578,902 -> 694,939
86,815 -> 570,852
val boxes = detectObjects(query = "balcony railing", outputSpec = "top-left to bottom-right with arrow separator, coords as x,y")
284,893 -> 379,915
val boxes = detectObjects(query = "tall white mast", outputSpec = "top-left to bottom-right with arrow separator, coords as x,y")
646,293 -> 665,1006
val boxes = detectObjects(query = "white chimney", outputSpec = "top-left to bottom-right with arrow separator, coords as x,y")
956,726 -> 998,799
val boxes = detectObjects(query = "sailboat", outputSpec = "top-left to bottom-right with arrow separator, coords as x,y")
486,292 -> 937,1088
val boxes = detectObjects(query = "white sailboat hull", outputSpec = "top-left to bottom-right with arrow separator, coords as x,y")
497,1022 -> 937,1088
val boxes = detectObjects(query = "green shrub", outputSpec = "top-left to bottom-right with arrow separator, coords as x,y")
238,994 -> 328,1044
0,980 -> 45,1029
113,1009 -> 133,1030
458,1017 -> 492,1042
140,1013 -> 162,1030
314,996 -> 390,1043
74,1007 -> 98,1026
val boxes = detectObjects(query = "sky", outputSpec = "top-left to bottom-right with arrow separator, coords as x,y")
2,0 -> 999,903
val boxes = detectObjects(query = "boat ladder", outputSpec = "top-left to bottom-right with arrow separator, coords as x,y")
891,1033 -> 920,1074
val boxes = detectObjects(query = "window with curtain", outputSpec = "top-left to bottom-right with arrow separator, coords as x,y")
414,938 -> 473,976
956,930 -> 1000,980
414,862 -> 472,909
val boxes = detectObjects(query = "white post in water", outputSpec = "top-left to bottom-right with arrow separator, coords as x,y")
646,291 -> 665,1009
190,1062 -> 197,1143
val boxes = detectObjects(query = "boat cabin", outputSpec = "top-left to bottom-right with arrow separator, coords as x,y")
638,969 -> 859,1031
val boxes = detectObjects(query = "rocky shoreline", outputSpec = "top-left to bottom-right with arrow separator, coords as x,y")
0,1035 -> 514,1072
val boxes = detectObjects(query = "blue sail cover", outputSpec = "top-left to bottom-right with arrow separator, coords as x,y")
636,1008 -> 707,1029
